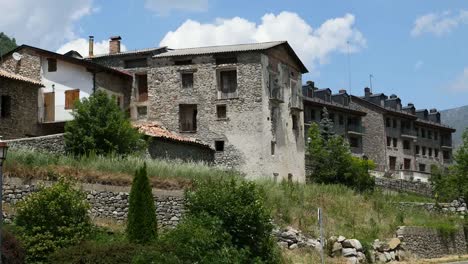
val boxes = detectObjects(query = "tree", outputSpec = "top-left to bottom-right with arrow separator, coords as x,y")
15,178 -> 92,262
0,32 -> 17,56
126,163 -> 157,244
319,107 -> 335,141
453,128 -> 468,200
64,91 -> 146,156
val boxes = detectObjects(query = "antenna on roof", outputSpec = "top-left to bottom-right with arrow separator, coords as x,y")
369,74 -> 373,93
12,52 -> 22,61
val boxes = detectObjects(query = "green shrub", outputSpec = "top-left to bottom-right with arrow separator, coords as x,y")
185,178 -> 281,263
127,163 -> 157,244
1,228 -> 25,264
64,90 -> 145,156
15,178 -> 92,263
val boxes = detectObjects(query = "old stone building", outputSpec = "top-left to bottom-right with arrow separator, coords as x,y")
0,69 -> 44,139
350,87 -> 455,181
147,41 -> 308,181
0,45 -> 132,138
302,81 -> 366,154
88,36 -> 168,120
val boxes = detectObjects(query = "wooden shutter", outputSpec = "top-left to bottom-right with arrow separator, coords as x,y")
65,89 -> 80,109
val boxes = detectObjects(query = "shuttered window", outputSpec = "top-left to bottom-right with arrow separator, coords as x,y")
65,89 -> 80,109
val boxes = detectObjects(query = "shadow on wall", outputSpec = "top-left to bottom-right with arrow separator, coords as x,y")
147,138 -> 214,163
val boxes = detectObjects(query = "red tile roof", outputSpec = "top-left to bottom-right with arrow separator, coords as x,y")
0,68 -> 43,86
133,121 -> 212,148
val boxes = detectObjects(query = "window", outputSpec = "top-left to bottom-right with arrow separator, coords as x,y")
387,137 -> 391,147
393,119 -> 397,128
215,141 -> 225,151
47,58 -> 57,72
271,141 -> 276,155
349,137 -> 359,148
403,140 -> 410,150
421,129 -> 426,138
415,145 -> 420,154
435,149 -> 439,158
393,138 -> 398,148
404,159 -> 411,170
174,60 -> 192,65
216,104 -> 227,119
434,132 -> 439,140
179,104 -> 197,132
181,73 -> 193,89
416,127 -> 419,136
0,95 -> 11,118
443,151 -> 450,160
65,89 -> 79,109
428,130 -> 432,139
124,58 -> 147,68
216,57 -> 237,64
428,148 -> 432,156
419,163 -> 426,172
137,106 -> 147,118
292,114 -> 299,131
389,156 -> 397,171
339,115 -> 344,125
310,110 -> 316,121
136,74 -> 148,102
386,118 -> 391,127
422,146 -> 426,156
218,70 -> 237,99
268,72 -> 282,101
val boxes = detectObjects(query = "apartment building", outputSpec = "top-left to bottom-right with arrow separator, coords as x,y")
302,81 -> 366,154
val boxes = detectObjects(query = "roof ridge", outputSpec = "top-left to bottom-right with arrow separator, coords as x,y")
0,68 -> 43,86
166,41 -> 287,51
89,46 -> 167,58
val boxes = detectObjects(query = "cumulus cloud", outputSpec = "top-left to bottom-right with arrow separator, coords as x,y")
160,12 -> 366,72
448,67 -> 468,92
145,0 -> 208,15
0,0 -> 96,49
56,38 -> 128,56
411,10 -> 468,37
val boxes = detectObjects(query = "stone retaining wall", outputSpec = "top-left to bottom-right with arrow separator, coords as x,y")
399,198 -> 467,217
5,134 -> 65,154
3,177 -> 185,229
375,177 -> 433,197
396,226 -> 467,258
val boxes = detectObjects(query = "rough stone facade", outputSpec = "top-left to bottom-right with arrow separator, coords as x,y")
149,46 -> 306,181
5,134 -> 66,154
148,137 -> 214,163
1,49 -> 42,80
3,177 -> 184,229
0,77 -> 42,139
375,177 -> 433,197
396,226 -> 467,258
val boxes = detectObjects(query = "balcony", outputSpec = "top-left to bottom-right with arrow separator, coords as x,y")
401,128 -> 417,139
347,124 -> 364,135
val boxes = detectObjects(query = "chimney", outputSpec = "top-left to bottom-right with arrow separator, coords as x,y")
429,108 -> 437,113
407,103 -> 414,108
306,80 -> 314,88
390,94 -> 398,99
364,87 -> 372,97
88,36 -> 94,57
339,89 -> 347,94
109,36 -> 122,54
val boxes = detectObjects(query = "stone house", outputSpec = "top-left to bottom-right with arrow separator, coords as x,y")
0,69 -> 44,139
350,87 -> 455,181
0,44 -> 132,138
302,81 -> 366,154
147,41 -> 308,181
87,36 -> 168,120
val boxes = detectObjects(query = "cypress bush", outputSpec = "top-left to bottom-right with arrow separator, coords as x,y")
126,163 -> 157,243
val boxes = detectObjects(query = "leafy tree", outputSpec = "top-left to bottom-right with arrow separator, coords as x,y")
185,178 -> 281,263
15,178 -> 92,263
126,163 -> 157,244
64,91 -> 146,156
453,128 -> 468,199
0,32 -> 17,56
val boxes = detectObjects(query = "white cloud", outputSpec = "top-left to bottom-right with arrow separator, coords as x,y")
0,0 -> 96,49
145,0 -> 208,15
411,10 -> 468,37
160,12 -> 366,72
448,67 -> 468,92
414,60 -> 424,71
56,38 -> 128,56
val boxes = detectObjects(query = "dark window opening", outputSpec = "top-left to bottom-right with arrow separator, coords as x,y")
339,115 -> 344,125
181,73 -> 194,89
387,137 -> 391,147
179,104 -> 197,132
434,132 -> 438,140
0,95 -> 11,118
137,106 -> 147,118
349,137 -> 359,148
421,129 -> 426,138
415,145 -> 420,154
419,163 -> 426,172
428,130 -> 432,139
292,114 -> 299,131
389,156 -> 397,171
216,57 -> 237,64
443,151 -> 450,160
216,104 -> 226,119
124,58 -> 147,68
174,59 -> 193,65
47,58 -> 57,72
310,109 -> 316,121
435,149 -> 439,158
404,159 -> 411,170
136,74 -> 148,102
271,141 -> 276,155
215,141 -> 225,151
422,146 -> 426,156
392,119 -> 397,128
386,118 -> 391,127
218,70 -> 237,99
403,140 -> 410,150
392,138 -> 398,148
428,148 -> 432,156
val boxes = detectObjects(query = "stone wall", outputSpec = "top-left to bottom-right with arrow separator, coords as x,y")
396,226 -> 467,258
3,177 -> 185,229
398,197 -> 467,216
375,177 -> 433,197
148,137 -> 214,163
5,134 -> 65,154
1,49 -> 42,81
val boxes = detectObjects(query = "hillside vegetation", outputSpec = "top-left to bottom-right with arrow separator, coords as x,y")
441,105 -> 468,148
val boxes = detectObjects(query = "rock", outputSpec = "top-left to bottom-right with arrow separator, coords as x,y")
289,243 -> 298,250
337,235 -> 346,242
387,237 -> 401,250
357,252 -> 366,262
384,252 -> 392,262
277,241 -> 288,248
377,252 -> 387,263
332,242 -> 343,256
342,239 -> 363,251
389,250 -> 395,260
306,239 -> 318,247
342,248 -> 357,257
170,216 -> 179,221
346,256 -> 358,264
457,207 -> 466,212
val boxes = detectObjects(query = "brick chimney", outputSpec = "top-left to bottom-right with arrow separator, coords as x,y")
109,36 -> 122,54
339,89 -> 347,94
364,87 -> 372,97
88,36 -> 94,57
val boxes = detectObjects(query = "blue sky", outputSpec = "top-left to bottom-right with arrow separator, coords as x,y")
1,0 -> 467,110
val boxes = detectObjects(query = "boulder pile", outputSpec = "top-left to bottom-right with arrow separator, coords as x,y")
328,236 -> 366,264
371,238 -> 406,263
272,226 -> 320,250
